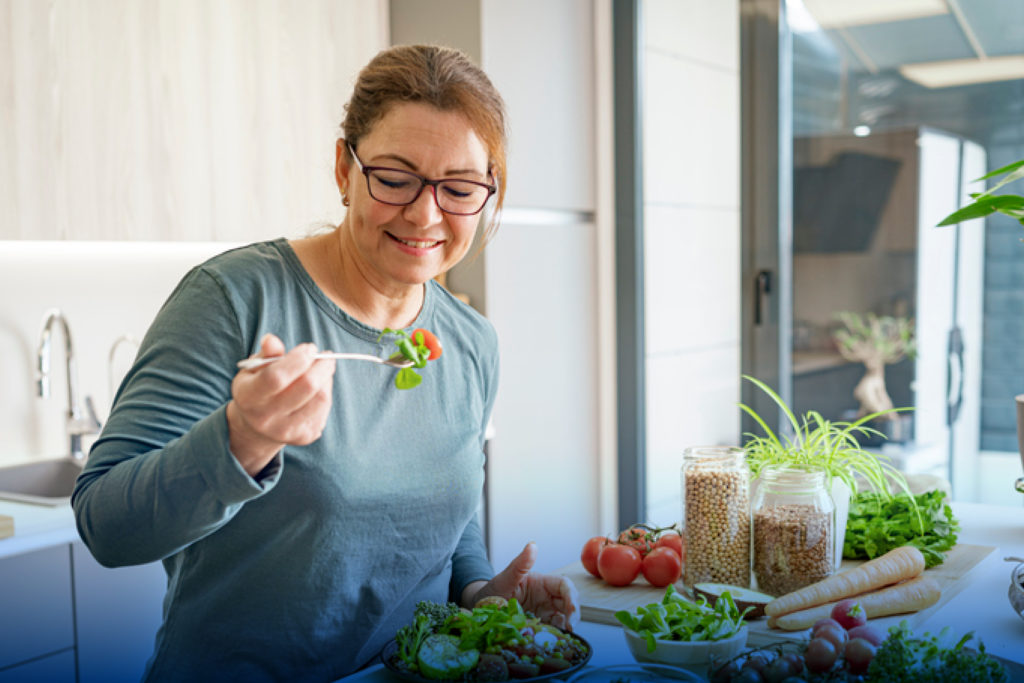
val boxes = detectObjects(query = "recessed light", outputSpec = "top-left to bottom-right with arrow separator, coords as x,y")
854,126 -> 871,137
900,56 -> 1024,88
801,0 -> 947,28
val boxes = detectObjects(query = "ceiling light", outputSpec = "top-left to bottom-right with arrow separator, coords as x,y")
900,55 -> 1024,88
854,125 -> 871,137
801,0 -> 947,28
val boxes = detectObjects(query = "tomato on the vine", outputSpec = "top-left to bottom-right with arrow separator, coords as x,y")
641,546 -> 681,587
653,531 -> 684,559
597,544 -> 642,586
617,526 -> 654,556
580,536 -> 610,578
411,328 -> 442,361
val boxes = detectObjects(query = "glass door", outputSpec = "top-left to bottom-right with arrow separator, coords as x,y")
742,0 -> 1024,504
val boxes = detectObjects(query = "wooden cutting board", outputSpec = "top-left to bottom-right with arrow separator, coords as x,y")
556,543 -> 996,646
0,514 -> 13,540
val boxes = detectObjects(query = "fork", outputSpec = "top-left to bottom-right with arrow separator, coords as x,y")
236,352 -> 413,371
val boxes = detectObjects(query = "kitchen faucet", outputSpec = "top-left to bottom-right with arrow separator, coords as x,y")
36,308 -> 102,460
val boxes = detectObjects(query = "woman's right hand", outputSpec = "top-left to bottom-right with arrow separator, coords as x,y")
226,333 -> 337,476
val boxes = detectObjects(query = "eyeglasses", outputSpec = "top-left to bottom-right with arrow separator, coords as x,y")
347,143 -> 496,216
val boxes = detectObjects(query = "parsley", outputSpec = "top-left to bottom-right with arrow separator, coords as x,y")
843,489 -> 959,568
867,622 -> 1008,682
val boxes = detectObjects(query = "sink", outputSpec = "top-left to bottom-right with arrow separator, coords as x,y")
0,458 -> 84,506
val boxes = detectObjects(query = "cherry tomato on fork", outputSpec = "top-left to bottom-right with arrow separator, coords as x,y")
411,328 -> 443,361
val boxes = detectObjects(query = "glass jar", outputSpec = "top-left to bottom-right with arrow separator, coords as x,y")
680,446 -> 751,588
752,465 -> 836,597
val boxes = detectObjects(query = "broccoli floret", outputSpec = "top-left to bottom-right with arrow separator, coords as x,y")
414,600 -> 461,630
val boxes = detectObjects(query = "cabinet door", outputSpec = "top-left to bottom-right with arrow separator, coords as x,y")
71,542 -> 166,683
0,649 -> 75,683
0,545 -> 74,669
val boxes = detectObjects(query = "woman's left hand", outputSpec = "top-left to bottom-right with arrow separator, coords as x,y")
466,543 -> 580,632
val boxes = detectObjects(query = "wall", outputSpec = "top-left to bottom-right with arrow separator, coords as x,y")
642,0 -> 742,525
0,241 -> 237,464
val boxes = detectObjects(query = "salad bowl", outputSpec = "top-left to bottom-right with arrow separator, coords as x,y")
622,626 -> 748,677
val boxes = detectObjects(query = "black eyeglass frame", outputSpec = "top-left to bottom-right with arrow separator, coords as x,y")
346,142 -> 497,216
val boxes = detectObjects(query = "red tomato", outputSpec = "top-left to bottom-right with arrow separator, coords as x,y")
654,532 -> 684,559
597,544 -> 642,586
580,536 -> 610,578
411,328 -> 442,361
617,526 -> 654,556
641,547 -> 682,587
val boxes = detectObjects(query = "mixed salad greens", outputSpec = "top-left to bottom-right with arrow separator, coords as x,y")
392,599 -> 589,681
843,490 -> 960,569
379,328 -> 442,390
614,584 -> 750,653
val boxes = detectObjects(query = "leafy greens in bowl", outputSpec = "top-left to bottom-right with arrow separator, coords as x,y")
615,585 -> 750,675
614,585 -> 750,651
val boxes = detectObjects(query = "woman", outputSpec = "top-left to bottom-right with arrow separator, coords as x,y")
73,44 -> 578,681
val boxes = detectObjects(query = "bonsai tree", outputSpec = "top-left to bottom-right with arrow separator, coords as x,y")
832,312 -> 915,419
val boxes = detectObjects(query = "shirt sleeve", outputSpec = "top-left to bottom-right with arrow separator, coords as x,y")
72,267 -> 281,567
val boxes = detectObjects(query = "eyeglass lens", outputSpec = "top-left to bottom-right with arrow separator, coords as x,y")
366,168 -> 491,215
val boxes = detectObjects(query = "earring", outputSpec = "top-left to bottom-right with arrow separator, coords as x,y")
342,194 -> 350,207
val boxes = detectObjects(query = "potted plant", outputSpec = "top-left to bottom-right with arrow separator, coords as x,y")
832,311 -> 915,445
738,375 -> 918,565
937,159 -> 1024,496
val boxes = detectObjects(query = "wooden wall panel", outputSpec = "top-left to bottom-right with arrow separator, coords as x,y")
0,0 -> 386,240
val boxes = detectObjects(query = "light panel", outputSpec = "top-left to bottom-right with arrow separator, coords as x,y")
900,55 -> 1024,88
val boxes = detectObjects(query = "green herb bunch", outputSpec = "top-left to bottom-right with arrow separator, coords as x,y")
739,375 -> 915,501
867,622 -> 1008,682
614,584 -> 750,653
937,159 -> 1024,229
844,489 -> 960,569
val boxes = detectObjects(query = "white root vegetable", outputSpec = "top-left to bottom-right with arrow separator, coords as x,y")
767,575 -> 941,630
764,545 -> 926,618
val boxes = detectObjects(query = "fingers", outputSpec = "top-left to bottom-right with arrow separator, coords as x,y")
230,339 -> 337,448
510,542 -> 537,579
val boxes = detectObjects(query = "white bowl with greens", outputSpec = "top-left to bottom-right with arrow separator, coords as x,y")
615,585 -> 750,676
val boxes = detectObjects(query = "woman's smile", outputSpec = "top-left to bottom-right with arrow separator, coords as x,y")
386,231 -> 444,251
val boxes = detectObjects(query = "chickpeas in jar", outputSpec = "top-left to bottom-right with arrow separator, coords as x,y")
680,446 -> 751,588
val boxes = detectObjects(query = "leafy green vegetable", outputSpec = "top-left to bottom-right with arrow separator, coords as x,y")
378,328 -> 432,389
395,601 -> 461,668
396,614 -> 433,669
844,489 -> 959,568
867,622 -> 1008,682
614,585 -> 750,653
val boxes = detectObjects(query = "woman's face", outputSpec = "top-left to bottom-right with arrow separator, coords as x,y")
336,102 -> 490,291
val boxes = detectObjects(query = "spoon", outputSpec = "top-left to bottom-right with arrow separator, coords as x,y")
236,352 -> 413,371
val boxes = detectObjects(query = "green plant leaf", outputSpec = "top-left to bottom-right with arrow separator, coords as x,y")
973,158 -> 1024,183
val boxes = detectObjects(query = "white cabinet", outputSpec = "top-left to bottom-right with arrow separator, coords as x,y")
0,542 -> 165,682
0,545 -> 74,671
72,542 -> 165,683
0,651 -> 76,683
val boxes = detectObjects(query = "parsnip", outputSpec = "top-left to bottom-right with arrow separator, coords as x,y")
767,575 -> 941,630
764,545 -> 926,618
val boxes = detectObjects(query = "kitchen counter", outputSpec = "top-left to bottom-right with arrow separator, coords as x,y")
0,499 -> 78,559
3,496 -> 1020,680
340,501 -> 1024,681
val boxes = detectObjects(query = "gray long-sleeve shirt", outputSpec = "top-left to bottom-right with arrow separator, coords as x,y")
72,239 -> 497,681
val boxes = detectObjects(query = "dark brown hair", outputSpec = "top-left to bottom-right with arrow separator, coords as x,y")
341,44 -> 508,243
